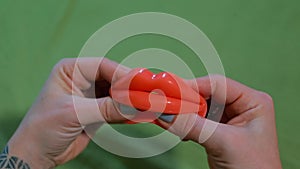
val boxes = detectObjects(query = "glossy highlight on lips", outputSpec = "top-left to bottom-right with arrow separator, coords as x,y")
110,68 -> 207,124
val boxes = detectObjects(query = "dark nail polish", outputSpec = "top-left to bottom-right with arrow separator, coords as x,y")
159,114 -> 175,123
119,104 -> 137,115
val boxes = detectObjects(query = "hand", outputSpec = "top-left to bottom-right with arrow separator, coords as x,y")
158,75 -> 282,169
6,58 -> 130,169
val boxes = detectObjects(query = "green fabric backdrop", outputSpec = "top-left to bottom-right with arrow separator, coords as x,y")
0,0 -> 299,168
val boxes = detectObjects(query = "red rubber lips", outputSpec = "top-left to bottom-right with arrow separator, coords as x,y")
110,68 -> 207,124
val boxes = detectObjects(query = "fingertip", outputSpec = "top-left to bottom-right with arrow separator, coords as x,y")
156,115 -> 175,131
101,97 -> 135,123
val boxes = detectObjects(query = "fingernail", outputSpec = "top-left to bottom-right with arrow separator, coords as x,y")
159,114 -> 175,123
119,104 -> 137,115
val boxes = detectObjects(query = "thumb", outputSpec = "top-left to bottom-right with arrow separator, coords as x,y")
73,96 -> 127,126
157,113 -> 224,149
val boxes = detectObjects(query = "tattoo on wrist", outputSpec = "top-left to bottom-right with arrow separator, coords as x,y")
0,145 -> 31,169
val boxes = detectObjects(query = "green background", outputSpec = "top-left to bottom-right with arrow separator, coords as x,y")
0,0 -> 299,168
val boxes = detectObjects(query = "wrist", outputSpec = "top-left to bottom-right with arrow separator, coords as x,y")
6,130 -> 55,169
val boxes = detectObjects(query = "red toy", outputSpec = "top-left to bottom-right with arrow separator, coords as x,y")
110,68 -> 207,125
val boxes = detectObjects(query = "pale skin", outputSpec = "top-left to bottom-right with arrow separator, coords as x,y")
1,58 -> 282,169
158,76 -> 282,169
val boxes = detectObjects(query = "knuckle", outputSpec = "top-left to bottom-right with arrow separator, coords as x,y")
209,74 -> 227,86
209,74 -> 227,96
258,91 -> 274,103
58,58 -> 74,65
256,91 -> 275,112
52,58 -> 75,72
100,98 -> 112,122
210,74 -> 226,80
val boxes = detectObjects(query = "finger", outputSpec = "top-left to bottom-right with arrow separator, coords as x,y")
55,57 -> 131,91
157,113 -> 225,150
73,95 -> 130,126
75,57 -> 131,82
187,75 -> 262,118
157,75 -> 267,151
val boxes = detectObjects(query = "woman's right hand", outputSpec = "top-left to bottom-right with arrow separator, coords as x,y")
158,75 -> 282,169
